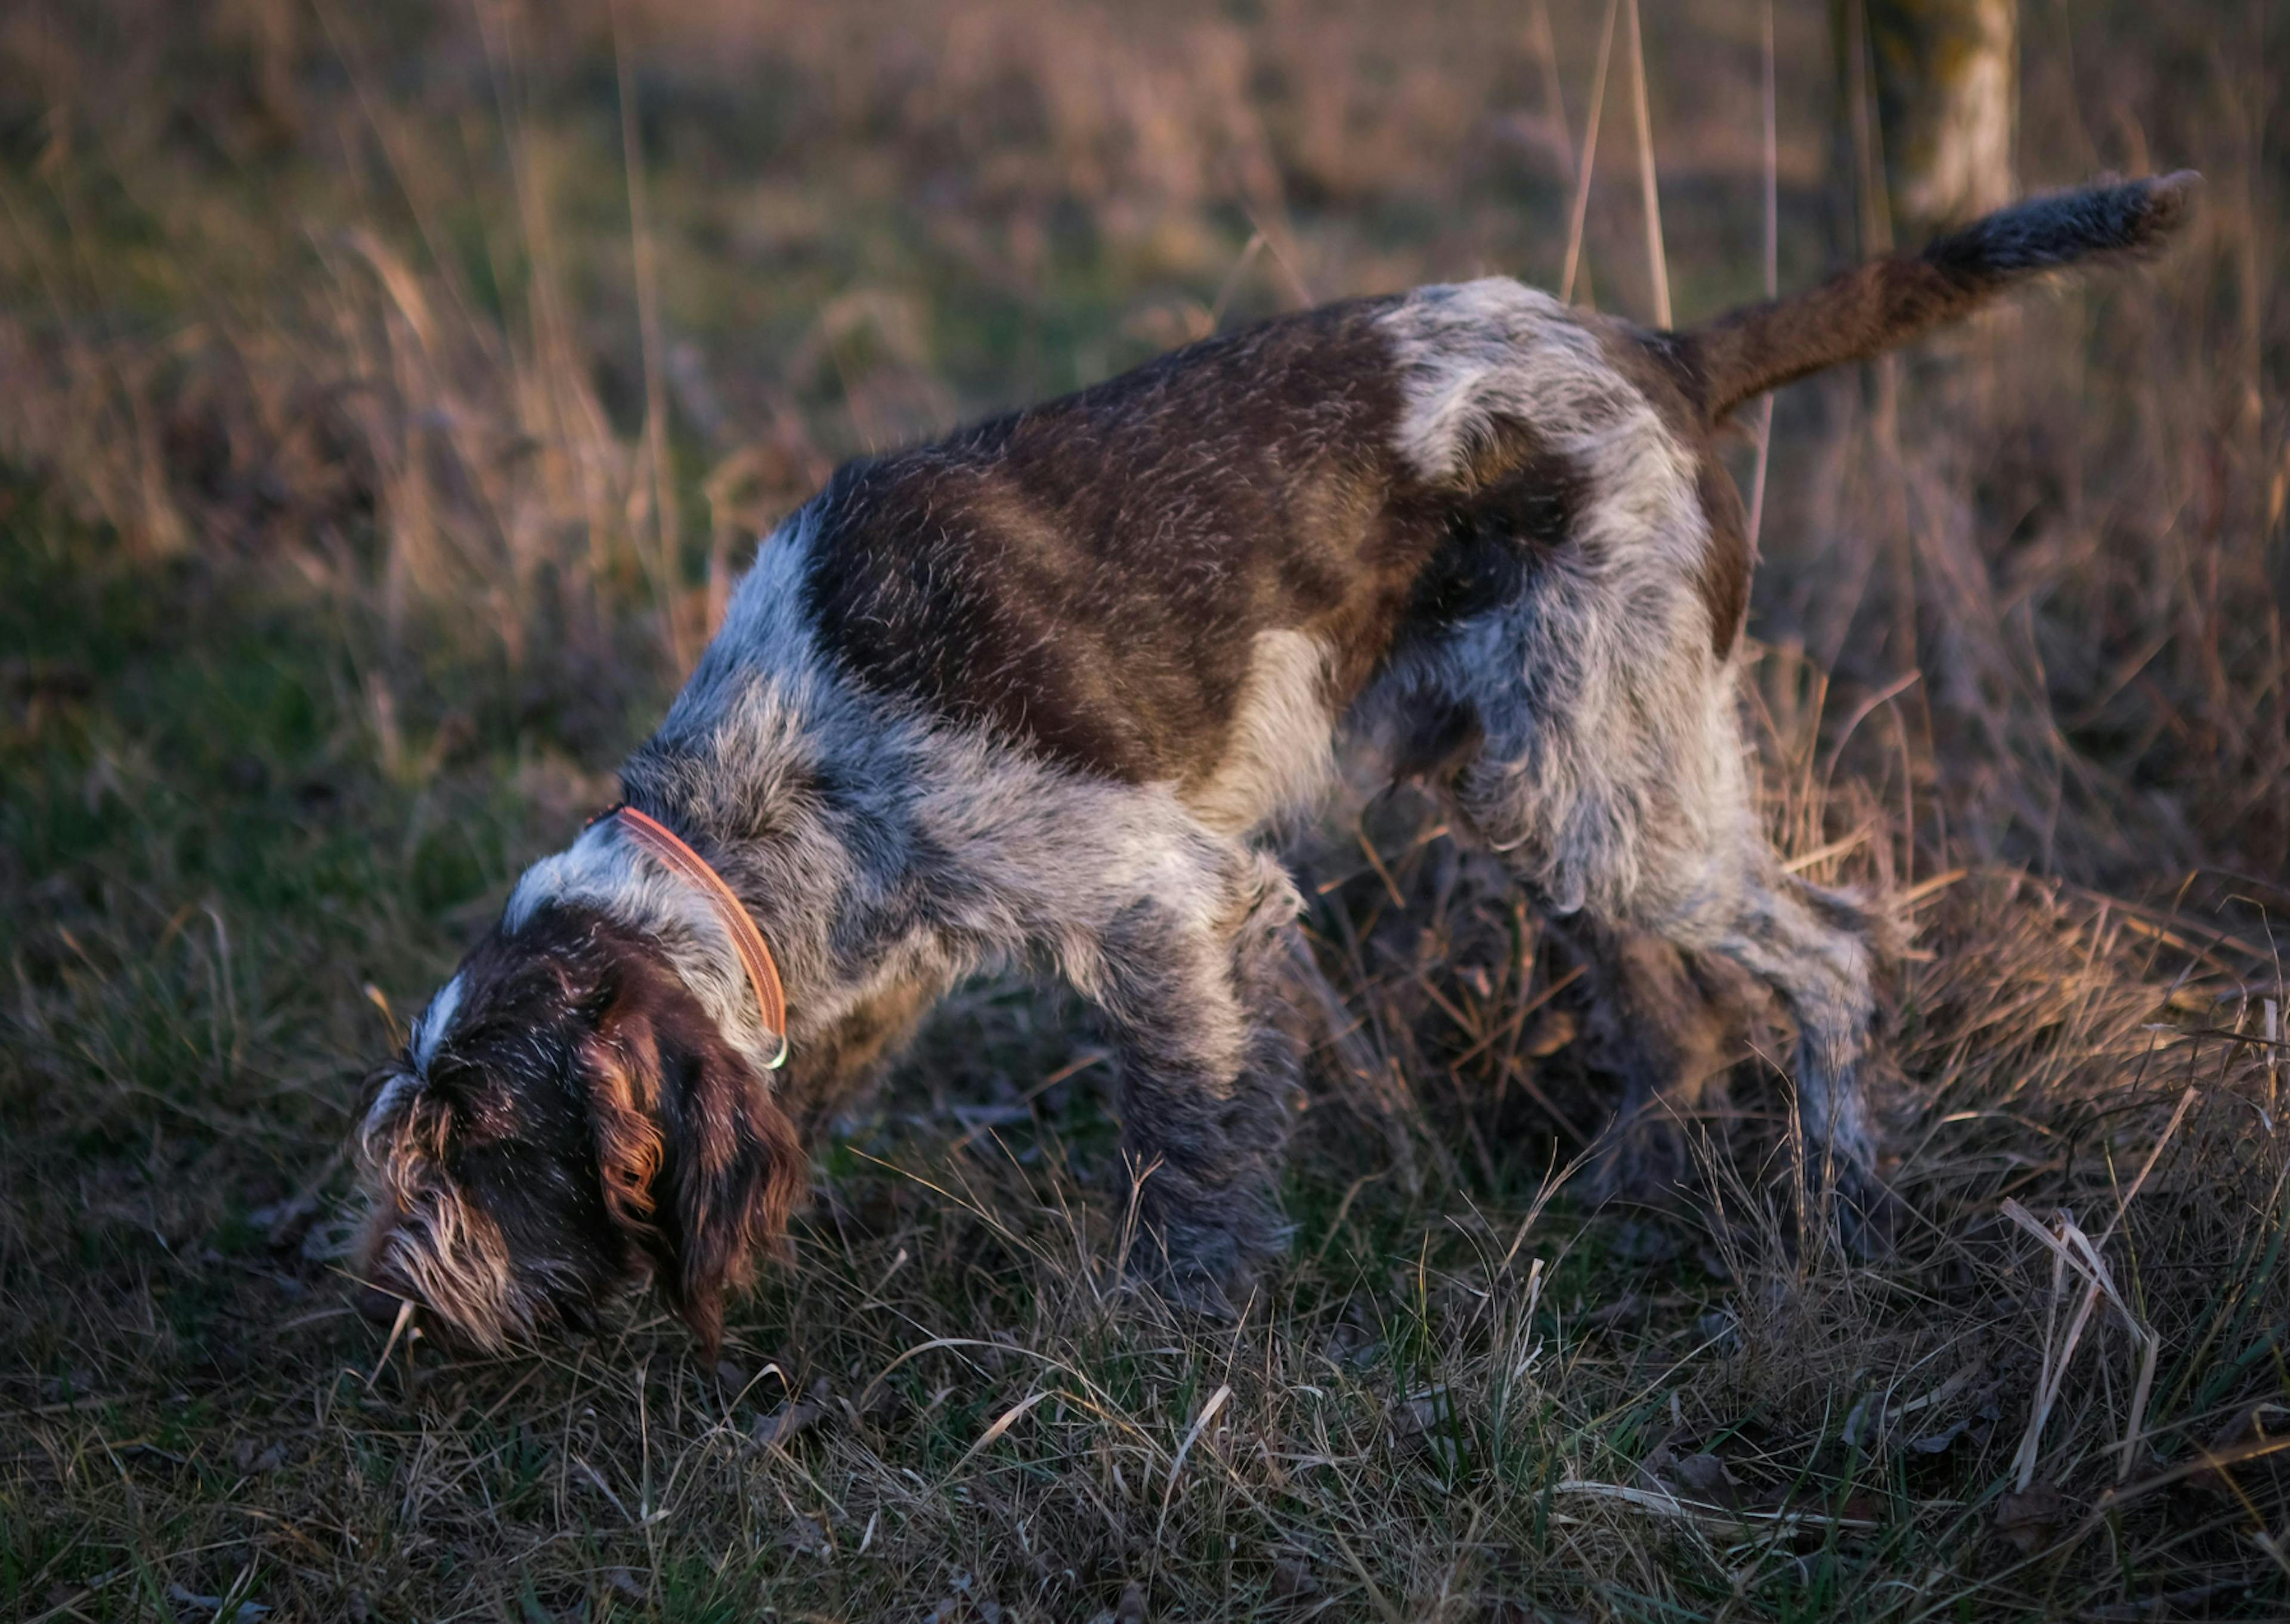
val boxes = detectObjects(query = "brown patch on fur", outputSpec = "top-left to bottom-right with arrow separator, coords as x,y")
670,1103 -> 806,1355
584,941 -> 810,1354
1692,454 -> 1753,659
1682,174 -> 2199,422
800,297 -> 1464,786
582,1024 -> 666,1243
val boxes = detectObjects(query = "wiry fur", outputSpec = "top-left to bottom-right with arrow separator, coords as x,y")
358,1093 -> 533,1350
1686,172 -> 2201,420
355,907 -> 805,1354
354,175 -> 2194,1349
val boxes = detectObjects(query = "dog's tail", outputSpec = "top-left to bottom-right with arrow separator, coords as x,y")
1682,172 -> 2200,423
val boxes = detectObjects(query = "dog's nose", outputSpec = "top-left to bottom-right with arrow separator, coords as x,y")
357,1282 -> 414,1327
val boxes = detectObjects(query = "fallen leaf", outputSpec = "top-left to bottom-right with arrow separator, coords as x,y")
1842,1393 -> 1883,1450
1669,1452 -> 1746,1510
1321,1320 -> 1378,1367
847,1376 -> 905,1424
753,1380 -> 830,1449
2188,1400 -> 2288,1495
1996,1482 -> 2068,1554
231,1438 -> 287,1473
1390,1387 -> 1460,1471
168,1585 -> 270,1619
1836,1490 -> 1884,1524
1909,1419 -> 1971,1455
1270,1554 -> 1317,1599
1522,1009 -> 1577,1058
1392,1387 -> 1449,1437
1692,1309 -> 1740,1349
921,1568 -> 1002,1624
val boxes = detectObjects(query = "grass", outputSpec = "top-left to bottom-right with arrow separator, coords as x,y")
2,0 -> 2287,1618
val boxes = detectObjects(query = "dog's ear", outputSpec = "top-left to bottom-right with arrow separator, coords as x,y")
581,978 -> 806,1355
581,1016 -> 669,1247
655,1028 -> 806,1355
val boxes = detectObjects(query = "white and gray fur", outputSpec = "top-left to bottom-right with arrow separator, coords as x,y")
357,175 -> 2197,1343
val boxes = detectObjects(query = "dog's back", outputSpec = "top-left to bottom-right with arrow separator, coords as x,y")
793,296 -> 1421,808
776,174 -> 2198,841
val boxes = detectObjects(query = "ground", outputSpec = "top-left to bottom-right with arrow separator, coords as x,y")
2,1 -> 2287,1619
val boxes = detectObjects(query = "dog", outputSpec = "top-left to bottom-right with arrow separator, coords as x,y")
354,175 -> 2196,1353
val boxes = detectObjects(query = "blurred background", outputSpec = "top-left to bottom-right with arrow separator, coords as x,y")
2,0 -> 2279,887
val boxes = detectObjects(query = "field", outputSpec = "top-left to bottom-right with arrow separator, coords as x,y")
3,1 -> 2287,1618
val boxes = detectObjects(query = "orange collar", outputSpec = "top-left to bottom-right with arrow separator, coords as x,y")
609,805 -> 789,1069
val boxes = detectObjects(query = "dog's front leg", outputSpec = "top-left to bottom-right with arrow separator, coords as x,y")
1080,850 -> 1302,1314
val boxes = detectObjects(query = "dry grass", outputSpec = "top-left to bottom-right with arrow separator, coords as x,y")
2,1 -> 2286,1618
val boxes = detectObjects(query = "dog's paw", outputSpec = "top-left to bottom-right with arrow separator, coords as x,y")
1122,1216 -> 1277,1322
1836,1164 -> 1907,1260
1147,1262 -> 1247,1322
1118,1247 -> 1252,1323
1582,1114 -> 1702,1211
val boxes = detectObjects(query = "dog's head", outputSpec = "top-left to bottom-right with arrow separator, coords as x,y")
354,903 -> 805,1355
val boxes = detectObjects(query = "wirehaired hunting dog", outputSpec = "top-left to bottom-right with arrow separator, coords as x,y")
356,175 -> 2196,1353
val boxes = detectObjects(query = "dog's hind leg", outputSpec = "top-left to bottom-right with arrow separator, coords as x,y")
1569,845 -> 1891,1245
1567,918 -> 1748,1208
1680,859 -> 1897,1249
1069,845 -> 1303,1312
1443,711 -> 1895,1248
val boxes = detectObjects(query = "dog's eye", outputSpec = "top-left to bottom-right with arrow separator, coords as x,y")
421,1050 -> 495,1107
433,1071 -> 526,1146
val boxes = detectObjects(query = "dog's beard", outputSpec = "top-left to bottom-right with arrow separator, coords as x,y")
358,1083 -> 573,1353
365,1185 -> 528,1352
